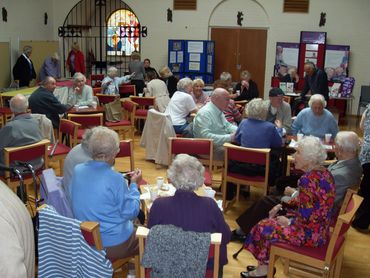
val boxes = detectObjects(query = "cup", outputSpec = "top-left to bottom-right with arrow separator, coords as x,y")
138,93 -> 143,97
91,101 -> 97,109
149,186 -> 158,201
236,90 -> 241,96
156,177 -> 164,190
325,133 -> 332,143
297,133 -> 304,141
74,104 -> 79,111
204,187 -> 216,199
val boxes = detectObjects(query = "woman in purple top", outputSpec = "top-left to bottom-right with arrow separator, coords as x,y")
148,154 -> 231,274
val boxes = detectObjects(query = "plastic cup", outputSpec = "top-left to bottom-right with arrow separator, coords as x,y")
91,101 -> 97,109
74,104 -> 79,111
156,177 -> 164,190
149,186 -> 158,201
297,133 -> 304,141
325,133 -> 332,143
138,93 -> 143,97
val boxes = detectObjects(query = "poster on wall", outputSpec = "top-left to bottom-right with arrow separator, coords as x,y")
274,42 -> 300,77
300,31 -> 327,44
324,45 -> 350,82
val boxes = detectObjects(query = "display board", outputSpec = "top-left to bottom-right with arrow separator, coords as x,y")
324,45 -> 350,82
0,42 -> 11,88
274,42 -> 299,77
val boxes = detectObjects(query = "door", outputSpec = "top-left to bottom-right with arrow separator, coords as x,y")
211,28 -> 267,97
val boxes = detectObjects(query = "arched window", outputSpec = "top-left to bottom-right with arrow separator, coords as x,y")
107,9 -> 140,56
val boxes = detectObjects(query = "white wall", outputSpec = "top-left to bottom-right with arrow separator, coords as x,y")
1,0 -> 370,114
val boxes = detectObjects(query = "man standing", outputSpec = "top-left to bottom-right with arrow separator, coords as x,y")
193,88 -> 237,160
12,45 -> 36,87
266,88 -> 292,134
39,52 -> 61,81
29,76 -> 70,128
301,61 -> 329,101
0,94 -> 42,170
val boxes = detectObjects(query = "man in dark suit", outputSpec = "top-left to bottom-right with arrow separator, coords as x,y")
301,61 -> 329,101
12,45 -> 36,87
28,76 -> 70,128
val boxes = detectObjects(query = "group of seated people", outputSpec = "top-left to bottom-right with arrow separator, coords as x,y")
1,63 -> 369,278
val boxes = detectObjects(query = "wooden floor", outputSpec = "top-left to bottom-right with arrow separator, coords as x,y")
48,115 -> 369,278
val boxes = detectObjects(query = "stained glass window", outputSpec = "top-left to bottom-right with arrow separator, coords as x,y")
107,9 -> 140,56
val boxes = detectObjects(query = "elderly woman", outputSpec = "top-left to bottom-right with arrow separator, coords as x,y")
71,126 -> 142,260
144,70 -> 170,113
128,52 -> 146,96
165,77 -> 197,134
241,136 -> 335,277
191,78 -> 209,109
148,154 -> 231,273
159,66 -> 178,98
101,66 -> 132,95
353,105 -> 370,231
292,94 -> 338,138
234,70 -> 259,101
67,72 -> 93,106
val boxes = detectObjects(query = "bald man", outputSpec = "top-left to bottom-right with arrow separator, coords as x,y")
193,88 -> 237,160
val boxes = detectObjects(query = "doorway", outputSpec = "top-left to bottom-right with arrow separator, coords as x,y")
211,28 -> 267,96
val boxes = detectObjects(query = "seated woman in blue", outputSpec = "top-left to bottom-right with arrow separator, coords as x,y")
71,126 -> 142,260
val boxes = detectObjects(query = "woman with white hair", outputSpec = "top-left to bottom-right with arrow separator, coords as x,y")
241,136 -> 335,278
71,126 -> 142,260
67,72 -> 94,106
148,154 -> 231,273
191,78 -> 209,109
291,94 -> 338,138
165,77 -> 197,134
101,66 -> 133,95
234,70 -> 259,101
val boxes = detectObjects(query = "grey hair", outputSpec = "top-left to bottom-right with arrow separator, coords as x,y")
308,94 -> 326,108
73,72 -> 86,83
10,94 -> 28,113
297,136 -> 327,166
335,131 -> 360,153
220,72 -> 232,82
81,128 -> 94,150
177,77 -> 193,92
23,45 -> 32,55
246,98 -> 269,120
167,154 -> 205,191
107,66 -> 118,77
88,126 -> 119,162
42,76 -> 55,86
240,70 -> 251,80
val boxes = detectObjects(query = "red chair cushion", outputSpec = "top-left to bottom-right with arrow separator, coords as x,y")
48,144 -> 71,156
135,109 -> 148,117
105,120 -> 131,127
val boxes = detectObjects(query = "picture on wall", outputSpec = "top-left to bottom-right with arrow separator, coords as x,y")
274,42 -> 300,77
324,45 -> 350,82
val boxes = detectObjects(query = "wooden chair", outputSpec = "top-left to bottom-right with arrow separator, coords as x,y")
130,96 -> 155,131
168,137 -> 214,186
222,143 -> 270,211
90,74 -> 105,88
136,226 -> 221,278
48,119 -> 80,175
96,93 -> 117,105
119,84 -> 136,98
68,113 -> 103,141
2,139 -> 50,192
116,140 -> 135,172
93,87 -> 102,96
105,100 -> 136,141
268,193 -> 364,278
81,221 -> 140,278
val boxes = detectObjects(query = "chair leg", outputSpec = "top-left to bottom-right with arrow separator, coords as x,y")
59,160 -> 64,176
333,250 -> 344,278
283,258 -> 290,274
268,249 -> 277,278
236,184 -> 240,202
134,255 -> 140,278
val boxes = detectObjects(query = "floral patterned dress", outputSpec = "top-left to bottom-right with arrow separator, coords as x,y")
244,169 -> 335,264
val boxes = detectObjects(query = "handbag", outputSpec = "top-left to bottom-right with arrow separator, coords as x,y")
104,98 -> 123,122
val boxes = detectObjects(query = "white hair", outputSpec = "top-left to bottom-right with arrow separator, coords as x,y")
335,131 -> 360,153
297,136 -> 327,167
88,126 -> 119,162
73,72 -> 86,83
308,94 -> 327,108
167,154 -> 205,191
107,66 -> 118,77
246,98 -> 269,120
10,94 -> 28,113
177,77 -> 193,92
220,72 -> 232,82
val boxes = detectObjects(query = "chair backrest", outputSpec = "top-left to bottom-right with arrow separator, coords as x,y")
119,85 -> 136,97
325,194 -> 363,263
224,142 -> 270,166
168,137 -> 213,171
121,100 -> 137,124
96,93 -> 116,105
130,96 -> 155,107
59,119 -> 81,147
67,113 -> 103,129
116,140 -> 135,171
136,226 -> 221,278
92,87 -> 102,96
90,74 -> 104,88
360,85 -> 370,103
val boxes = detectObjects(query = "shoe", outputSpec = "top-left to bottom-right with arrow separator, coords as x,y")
246,265 -> 257,272
231,229 -> 247,242
240,271 -> 266,278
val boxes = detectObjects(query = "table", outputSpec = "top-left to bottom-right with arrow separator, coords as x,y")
67,105 -> 105,114
1,86 -> 38,98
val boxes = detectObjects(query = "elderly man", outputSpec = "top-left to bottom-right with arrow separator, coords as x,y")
266,88 -> 292,134
301,61 -> 329,101
0,94 -> 42,170
0,180 -> 35,278
292,94 -> 338,138
29,76 -> 70,128
231,131 -> 362,242
12,45 -> 36,87
71,126 -> 141,260
39,52 -> 61,81
165,77 -> 197,134
67,72 -> 94,106
193,88 -> 237,160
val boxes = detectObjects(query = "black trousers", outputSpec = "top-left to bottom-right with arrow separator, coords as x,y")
353,163 -> 370,229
